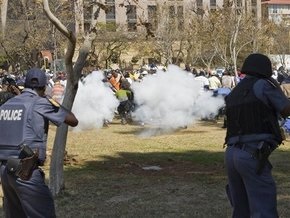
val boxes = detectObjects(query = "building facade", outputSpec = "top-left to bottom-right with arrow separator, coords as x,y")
84,0 -> 262,33
262,0 -> 290,25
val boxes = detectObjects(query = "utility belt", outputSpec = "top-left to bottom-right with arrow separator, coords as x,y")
6,145 -> 39,180
228,141 -> 276,175
229,143 -> 257,155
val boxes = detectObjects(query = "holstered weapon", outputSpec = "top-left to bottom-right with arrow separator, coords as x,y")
6,145 -> 39,180
255,141 -> 273,175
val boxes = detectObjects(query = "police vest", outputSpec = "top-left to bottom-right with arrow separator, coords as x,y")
225,77 -> 282,144
0,94 -> 39,160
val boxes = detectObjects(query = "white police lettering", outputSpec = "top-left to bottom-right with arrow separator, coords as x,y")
0,109 -> 23,120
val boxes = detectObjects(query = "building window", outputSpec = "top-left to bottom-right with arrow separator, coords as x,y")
271,5 -> 278,14
169,6 -> 175,18
196,0 -> 203,8
106,5 -> 116,20
252,8 -> 256,16
84,5 -> 92,21
84,23 -> 90,33
210,0 -> 216,7
236,0 -> 242,7
105,0 -> 116,32
148,5 -> 157,30
168,5 -> 176,27
126,5 -> 137,20
127,5 -> 137,32
177,6 -> 184,30
251,0 -> 257,7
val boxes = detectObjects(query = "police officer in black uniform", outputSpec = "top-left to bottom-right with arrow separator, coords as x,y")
0,68 -> 78,217
224,53 -> 290,218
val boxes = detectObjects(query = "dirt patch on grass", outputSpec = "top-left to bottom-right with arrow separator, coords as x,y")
114,160 -> 224,177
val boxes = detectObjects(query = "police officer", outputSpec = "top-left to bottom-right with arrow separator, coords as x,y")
224,53 -> 290,218
0,68 -> 78,217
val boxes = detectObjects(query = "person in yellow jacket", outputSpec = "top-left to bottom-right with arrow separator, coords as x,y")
115,80 -> 134,124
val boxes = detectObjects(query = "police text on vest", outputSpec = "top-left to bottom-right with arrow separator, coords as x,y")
0,109 -> 23,120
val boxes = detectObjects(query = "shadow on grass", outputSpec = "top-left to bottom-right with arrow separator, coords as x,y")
114,128 -> 210,136
0,148 -> 288,217
58,149 -> 229,217
54,149 -> 290,217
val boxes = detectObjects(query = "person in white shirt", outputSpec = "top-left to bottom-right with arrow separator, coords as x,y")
221,70 -> 235,89
208,71 -> 222,90
195,70 -> 209,90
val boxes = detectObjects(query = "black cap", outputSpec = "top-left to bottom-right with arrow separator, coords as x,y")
241,53 -> 272,78
25,68 -> 47,88
2,77 -> 16,86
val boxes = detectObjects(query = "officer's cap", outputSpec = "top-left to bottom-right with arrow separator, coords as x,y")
241,53 -> 272,78
25,68 -> 47,88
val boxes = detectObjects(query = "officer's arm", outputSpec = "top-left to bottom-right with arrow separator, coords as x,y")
64,111 -> 78,127
47,97 -> 78,127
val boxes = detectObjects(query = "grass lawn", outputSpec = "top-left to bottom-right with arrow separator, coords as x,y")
1,118 -> 290,217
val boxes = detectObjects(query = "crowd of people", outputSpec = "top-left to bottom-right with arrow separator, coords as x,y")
1,62 -> 289,127
0,70 -> 67,106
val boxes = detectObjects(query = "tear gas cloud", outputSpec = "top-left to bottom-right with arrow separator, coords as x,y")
72,71 -> 119,131
131,65 -> 225,131
71,66 -> 225,134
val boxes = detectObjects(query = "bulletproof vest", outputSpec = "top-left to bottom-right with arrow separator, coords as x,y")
225,77 -> 282,144
0,94 -> 39,160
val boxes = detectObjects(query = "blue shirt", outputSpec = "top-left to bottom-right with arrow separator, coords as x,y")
22,88 -> 68,161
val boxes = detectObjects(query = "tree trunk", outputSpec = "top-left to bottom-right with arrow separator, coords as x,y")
49,51 -> 78,195
42,0 -> 84,196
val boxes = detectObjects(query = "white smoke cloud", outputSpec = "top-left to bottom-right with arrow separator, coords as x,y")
72,71 -> 119,131
131,65 -> 225,135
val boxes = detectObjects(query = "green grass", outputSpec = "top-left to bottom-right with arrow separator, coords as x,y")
1,118 -> 290,217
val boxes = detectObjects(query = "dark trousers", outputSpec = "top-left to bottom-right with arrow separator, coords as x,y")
117,100 -> 133,118
225,145 -> 278,218
1,165 -> 56,218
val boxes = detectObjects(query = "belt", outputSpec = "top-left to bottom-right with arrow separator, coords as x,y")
228,143 -> 257,155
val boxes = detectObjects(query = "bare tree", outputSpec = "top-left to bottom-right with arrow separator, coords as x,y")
44,0 -> 141,196
42,0 -> 100,196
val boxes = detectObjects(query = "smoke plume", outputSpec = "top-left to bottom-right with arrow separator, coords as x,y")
72,71 -> 119,131
131,65 -> 225,136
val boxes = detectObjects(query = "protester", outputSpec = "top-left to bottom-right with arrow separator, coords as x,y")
194,70 -> 209,90
58,71 -> 67,88
221,70 -> 235,89
0,77 -> 21,106
51,78 -> 65,104
115,79 -> 134,124
272,67 -> 278,81
224,53 -> 290,217
108,70 -> 122,91
208,71 -> 222,90
280,74 -> 290,98
235,68 -> 245,84
212,87 -> 231,128
0,68 -> 78,217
